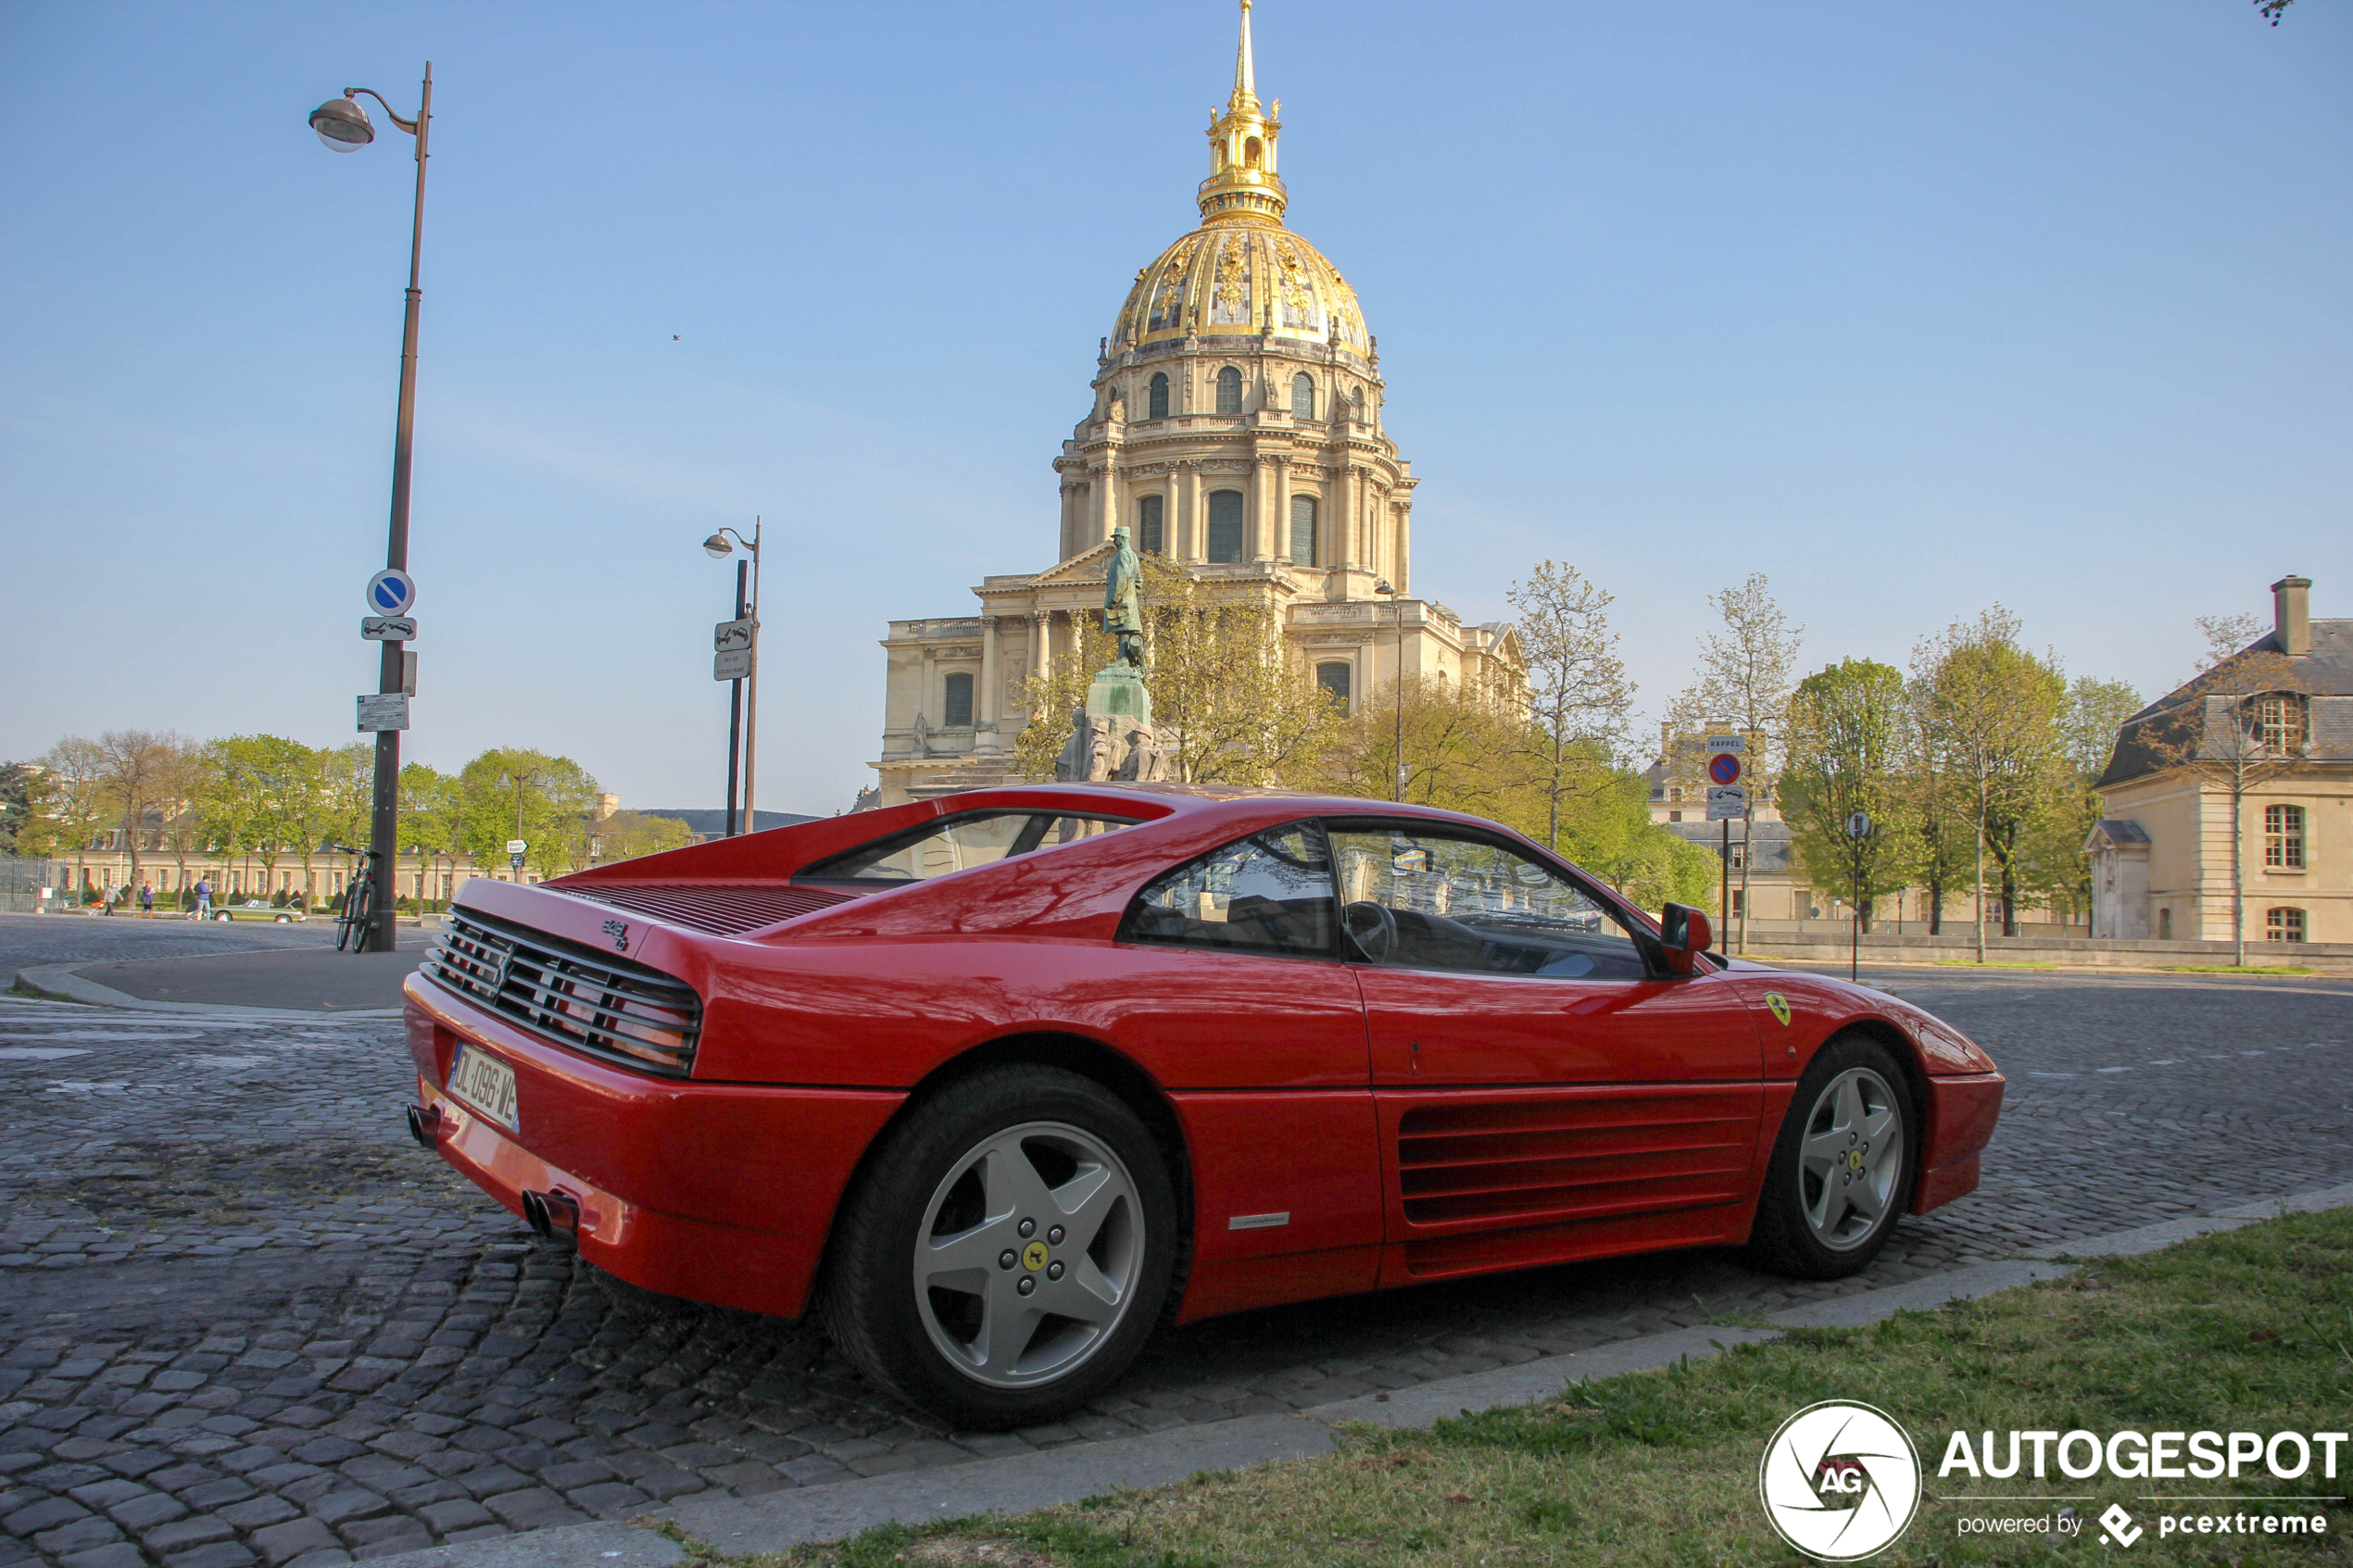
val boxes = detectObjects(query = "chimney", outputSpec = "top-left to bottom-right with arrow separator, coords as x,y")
2271,574 -> 2311,658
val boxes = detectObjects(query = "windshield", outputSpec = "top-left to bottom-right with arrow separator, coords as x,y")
795,809 -> 1138,884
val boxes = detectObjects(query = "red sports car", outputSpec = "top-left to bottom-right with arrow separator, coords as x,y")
401,784 -> 2002,1427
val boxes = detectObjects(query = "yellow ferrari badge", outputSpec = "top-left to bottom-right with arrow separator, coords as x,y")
1022,1240 -> 1050,1271
1764,991 -> 1792,1027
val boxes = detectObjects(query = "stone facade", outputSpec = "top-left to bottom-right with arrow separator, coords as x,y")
873,4 -> 1520,806
2094,575 -> 2351,946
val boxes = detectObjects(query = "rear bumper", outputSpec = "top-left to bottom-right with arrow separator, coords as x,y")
403,972 -> 903,1318
1912,1070 -> 2005,1214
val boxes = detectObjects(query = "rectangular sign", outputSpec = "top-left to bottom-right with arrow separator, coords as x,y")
713,617 -> 755,652
362,616 -> 417,641
714,647 -> 752,681
506,839 -> 528,855
1703,734 -> 1746,753
1705,785 -> 1748,821
356,694 -> 409,733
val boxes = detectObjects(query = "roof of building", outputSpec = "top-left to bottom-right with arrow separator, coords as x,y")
2097,617 -> 2353,788
2085,818 -> 2151,847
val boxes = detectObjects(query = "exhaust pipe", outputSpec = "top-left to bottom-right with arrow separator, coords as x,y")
520,1188 -> 581,1244
404,1104 -> 442,1148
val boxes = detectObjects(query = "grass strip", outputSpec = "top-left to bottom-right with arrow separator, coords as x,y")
2157,965 -> 2319,976
740,1210 -> 2353,1568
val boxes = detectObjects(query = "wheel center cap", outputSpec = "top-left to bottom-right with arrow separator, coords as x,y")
1022,1240 -> 1051,1272
1846,1149 -> 1865,1173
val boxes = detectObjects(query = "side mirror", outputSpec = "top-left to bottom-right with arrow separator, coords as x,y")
1659,902 -> 1713,975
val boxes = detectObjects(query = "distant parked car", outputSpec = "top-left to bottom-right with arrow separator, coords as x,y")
214,900 -> 304,923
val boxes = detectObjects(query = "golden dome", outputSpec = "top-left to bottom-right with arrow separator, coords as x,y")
1111,224 -> 1368,353
1108,4 -> 1367,355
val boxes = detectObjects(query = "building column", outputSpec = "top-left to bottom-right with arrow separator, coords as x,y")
1395,496 -> 1411,596
1097,461 -> 1119,546
1182,461 -> 1203,561
1251,456 -> 1274,561
1035,611 -> 1054,689
1273,455 -> 1291,565
978,614 -> 1000,744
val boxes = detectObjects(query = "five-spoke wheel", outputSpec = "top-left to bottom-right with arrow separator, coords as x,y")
821,1064 -> 1178,1428
1749,1035 -> 1913,1279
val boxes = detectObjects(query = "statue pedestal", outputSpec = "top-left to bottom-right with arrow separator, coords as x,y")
1086,664 -> 1152,727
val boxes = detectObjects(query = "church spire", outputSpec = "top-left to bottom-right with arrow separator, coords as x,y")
1198,0 -> 1286,227
1233,0 -> 1258,113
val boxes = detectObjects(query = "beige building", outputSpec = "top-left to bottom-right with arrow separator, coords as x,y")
873,3 -> 1519,805
2091,574 -> 2349,946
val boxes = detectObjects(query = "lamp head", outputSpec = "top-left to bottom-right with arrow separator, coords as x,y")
702,533 -> 734,559
1374,580 -> 1395,596
309,95 -> 374,151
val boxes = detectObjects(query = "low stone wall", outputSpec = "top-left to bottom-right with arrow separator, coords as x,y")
1734,929 -> 2353,975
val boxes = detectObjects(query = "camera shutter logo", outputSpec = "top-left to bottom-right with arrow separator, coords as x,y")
1759,1400 -> 1922,1561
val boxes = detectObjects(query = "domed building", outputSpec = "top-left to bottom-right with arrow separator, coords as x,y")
872,2 -> 1521,804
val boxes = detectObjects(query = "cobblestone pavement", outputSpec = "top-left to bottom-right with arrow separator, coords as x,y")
4,955 -> 2349,1568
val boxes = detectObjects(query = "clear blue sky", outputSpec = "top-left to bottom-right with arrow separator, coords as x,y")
4,1 -> 2347,813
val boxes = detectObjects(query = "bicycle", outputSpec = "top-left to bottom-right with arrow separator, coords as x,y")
329,844 -> 382,952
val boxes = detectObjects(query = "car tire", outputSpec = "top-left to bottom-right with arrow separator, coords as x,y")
1747,1033 -> 1915,1281
819,1063 -> 1178,1429
215,912 -> 231,922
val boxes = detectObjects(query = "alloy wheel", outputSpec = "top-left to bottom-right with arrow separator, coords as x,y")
910,1121 -> 1144,1389
1798,1066 -> 1903,1250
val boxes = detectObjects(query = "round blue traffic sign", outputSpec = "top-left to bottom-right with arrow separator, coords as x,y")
1707,752 -> 1743,785
366,569 -> 417,616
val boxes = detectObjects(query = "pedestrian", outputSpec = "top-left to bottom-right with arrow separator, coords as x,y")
139,880 -> 155,916
194,877 -> 212,919
99,881 -> 116,915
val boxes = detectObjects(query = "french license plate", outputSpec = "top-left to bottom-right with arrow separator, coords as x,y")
447,1046 -> 519,1132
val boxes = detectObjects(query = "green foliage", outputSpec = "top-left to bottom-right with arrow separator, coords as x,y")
1781,657 -> 1914,922
454,748 -> 602,878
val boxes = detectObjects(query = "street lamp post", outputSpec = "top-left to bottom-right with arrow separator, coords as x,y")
310,65 -> 433,953
1375,579 -> 1403,802
704,521 -> 763,834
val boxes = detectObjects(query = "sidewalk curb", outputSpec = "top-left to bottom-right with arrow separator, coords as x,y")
12,963 -> 406,1020
342,1189 -> 2353,1568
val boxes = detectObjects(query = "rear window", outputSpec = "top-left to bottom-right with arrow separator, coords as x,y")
794,809 -> 1137,885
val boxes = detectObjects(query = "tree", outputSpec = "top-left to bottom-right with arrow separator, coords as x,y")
91,731 -> 181,900
1506,560 -> 1634,854
457,749 -> 602,882
206,735 -> 323,901
1780,659 -> 1913,931
1670,573 -> 1804,952
2134,649 -> 2310,963
2196,611 -> 2261,672
35,737 -> 109,899
2018,677 -> 2143,929
1910,608 -> 2066,960
400,762 -> 465,906
0,763 -> 42,856
152,736 -> 217,909
590,810 -> 697,866
1312,671 -> 1540,828
307,742 -> 376,904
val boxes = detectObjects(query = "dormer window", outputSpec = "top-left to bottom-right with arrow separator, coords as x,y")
2245,693 -> 2309,751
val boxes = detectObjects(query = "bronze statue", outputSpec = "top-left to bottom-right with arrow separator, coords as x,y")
1103,523 -> 1146,669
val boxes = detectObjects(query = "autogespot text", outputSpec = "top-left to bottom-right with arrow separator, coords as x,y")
1939,1429 -> 2350,1480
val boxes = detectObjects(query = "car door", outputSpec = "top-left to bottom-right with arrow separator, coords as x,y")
1322,819 -> 1766,1284
1113,819 -> 1384,1316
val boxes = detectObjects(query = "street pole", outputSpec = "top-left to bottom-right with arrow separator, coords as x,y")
1720,819 -> 1730,936
724,560 -> 747,836
741,518 -> 762,832
359,64 -> 432,953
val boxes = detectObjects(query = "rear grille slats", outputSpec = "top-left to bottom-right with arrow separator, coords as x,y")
1395,1095 -> 1755,1227
560,884 -> 849,936
423,911 -> 702,1077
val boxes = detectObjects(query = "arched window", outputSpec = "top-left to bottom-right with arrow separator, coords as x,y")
943,671 -> 974,728
1206,490 -> 1245,563
1137,494 -> 1164,556
2266,907 -> 2307,943
1289,494 -> 1318,566
1244,136 -> 1263,168
1290,372 -> 1315,419
2265,804 -> 2306,869
1215,366 -> 1243,415
1148,371 -> 1169,420
1316,662 -> 1352,709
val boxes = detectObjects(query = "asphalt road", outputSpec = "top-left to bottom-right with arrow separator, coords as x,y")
3,924 -> 2348,1568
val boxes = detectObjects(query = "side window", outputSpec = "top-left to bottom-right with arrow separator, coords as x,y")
1327,825 -> 1652,981
1120,822 -> 1337,959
